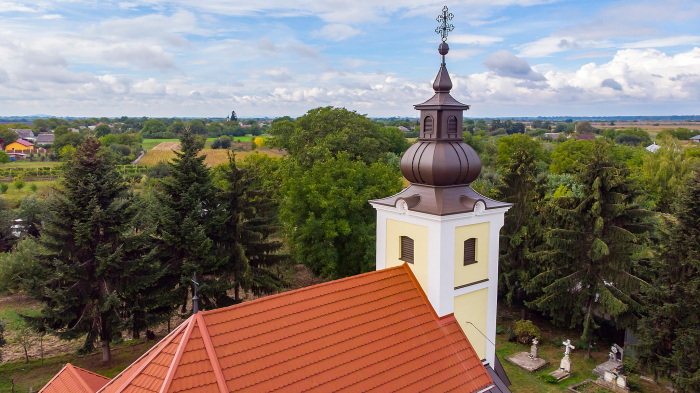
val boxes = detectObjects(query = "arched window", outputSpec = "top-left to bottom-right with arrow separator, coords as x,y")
400,236 -> 414,264
448,116 -> 458,137
423,116 -> 433,136
464,238 -> 477,265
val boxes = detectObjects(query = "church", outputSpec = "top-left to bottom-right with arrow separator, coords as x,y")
40,8 -> 512,393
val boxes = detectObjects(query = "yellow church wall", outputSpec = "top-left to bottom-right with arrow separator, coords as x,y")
454,222 -> 489,288
454,288 -> 489,360
386,219 -> 429,290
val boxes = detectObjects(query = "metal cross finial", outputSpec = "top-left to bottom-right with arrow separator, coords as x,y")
435,6 -> 454,43
191,273 -> 199,314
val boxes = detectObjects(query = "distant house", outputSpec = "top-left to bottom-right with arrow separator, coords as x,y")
690,134 -> 700,142
71,128 -> 81,133
543,132 -> 560,140
574,134 -> 596,140
11,128 -> 35,139
646,142 -> 661,153
36,133 -> 55,144
398,126 -> 410,133
5,139 -> 34,152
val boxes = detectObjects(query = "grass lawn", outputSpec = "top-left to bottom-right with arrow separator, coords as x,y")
0,180 -> 57,207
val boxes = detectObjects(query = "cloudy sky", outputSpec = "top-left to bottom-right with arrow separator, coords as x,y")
1,0 -> 699,118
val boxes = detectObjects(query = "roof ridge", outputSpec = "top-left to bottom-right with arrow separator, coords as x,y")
159,316 -> 197,393
401,263 -> 441,321
223,309 -> 437,380
202,266 -> 407,318
266,330 -> 468,393
214,282 -> 418,345
97,318 -> 189,393
66,363 -> 94,393
72,365 -> 111,381
195,313 -> 228,393
38,363 -> 69,393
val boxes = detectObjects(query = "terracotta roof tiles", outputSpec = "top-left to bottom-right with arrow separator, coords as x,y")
40,363 -> 110,393
98,264 -> 493,393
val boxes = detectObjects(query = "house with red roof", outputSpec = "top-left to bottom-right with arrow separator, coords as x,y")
39,363 -> 111,393
40,11 -> 513,392
5,139 -> 34,152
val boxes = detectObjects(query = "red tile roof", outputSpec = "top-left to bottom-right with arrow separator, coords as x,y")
12,139 -> 34,147
98,264 -> 493,393
40,363 -> 111,393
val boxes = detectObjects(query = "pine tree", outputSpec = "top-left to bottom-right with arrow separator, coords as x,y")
152,128 -> 218,312
637,167 -> 700,392
527,143 -> 651,357
492,136 -> 548,312
26,138 -> 143,361
208,153 -> 287,307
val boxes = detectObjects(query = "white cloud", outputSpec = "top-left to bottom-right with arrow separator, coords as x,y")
623,36 -> 700,49
448,49 -> 485,61
40,14 -> 63,19
313,24 -> 361,41
0,1 -> 40,12
450,34 -> 503,46
483,50 -> 546,81
517,36 -> 613,57
467,17 -> 509,27
102,45 -> 178,72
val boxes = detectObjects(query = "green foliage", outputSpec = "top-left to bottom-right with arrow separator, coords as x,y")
550,139 -> 595,174
208,153 -> 288,306
494,135 -> 549,305
268,106 -> 392,166
152,128 -> 219,312
657,127 -> 700,140
94,124 -> 111,138
575,120 -> 596,134
187,119 -> 206,135
140,119 -> 167,136
638,135 -> 699,212
12,177 -> 25,190
29,183 -> 37,193
0,238 -> 40,294
23,138 -> 156,360
613,128 -> 652,146
0,184 -> 7,194
636,167 -> 700,392
279,153 -> 403,278
513,320 -> 541,344
379,127 -> 410,155
53,131 -> 84,154
528,143 -> 652,346
538,374 -> 558,384
0,125 -> 19,147
0,151 -> 10,164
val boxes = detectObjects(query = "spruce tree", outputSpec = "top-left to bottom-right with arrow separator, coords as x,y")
528,143 -> 651,357
152,128 -> 218,312
26,138 -> 144,361
637,167 -> 700,392
492,135 -> 548,311
208,154 -> 287,306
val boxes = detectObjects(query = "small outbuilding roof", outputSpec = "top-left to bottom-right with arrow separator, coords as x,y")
36,133 -> 55,144
11,129 -> 35,139
690,134 -> 700,141
10,139 -> 34,147
39,363 -> 110,393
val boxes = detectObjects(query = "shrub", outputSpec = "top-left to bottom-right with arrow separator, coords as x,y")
507,326 -> 516,342
0,184 -> 7,194
539,374 -> 558,384
29,184 -> 37,193
13,177 -> 25,191
211,139 -> 222,149
496,326 -> 504,335
220,136 -> 232,149
513,320 -> 541,344
491,128 -> 507,136
254,137 -> 265,147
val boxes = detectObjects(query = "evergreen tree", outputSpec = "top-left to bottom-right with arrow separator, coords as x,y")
208,154 -> 287,306
492,135 -> 548,311
152,128 -> 218,313
637,167 -> 700,392
527,143 -> 651,357
26,138 -> 145,361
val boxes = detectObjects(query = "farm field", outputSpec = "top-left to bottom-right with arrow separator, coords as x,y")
595,121 -> 698,138
0,161 -> 61,168
142,136 -> 269,151
139,148 -> 283,167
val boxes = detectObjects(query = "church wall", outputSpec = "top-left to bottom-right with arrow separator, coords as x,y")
385,219 -> 429,290
453,222 -> 489,289
454,288 -> 489,361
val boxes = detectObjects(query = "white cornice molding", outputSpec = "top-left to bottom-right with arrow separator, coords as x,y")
370,203 -> 511,222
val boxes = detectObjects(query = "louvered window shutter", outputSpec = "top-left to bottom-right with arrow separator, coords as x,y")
400,236 -> 414,264
464,238 -> 477,265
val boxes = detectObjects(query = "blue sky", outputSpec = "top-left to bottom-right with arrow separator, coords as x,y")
1,0 -> 699,118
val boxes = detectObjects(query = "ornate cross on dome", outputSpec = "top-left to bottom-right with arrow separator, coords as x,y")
435,6 -> 454,43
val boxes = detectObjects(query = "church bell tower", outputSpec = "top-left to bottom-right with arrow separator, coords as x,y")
370,7 -> 511,368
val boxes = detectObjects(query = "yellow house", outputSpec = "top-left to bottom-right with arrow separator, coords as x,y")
5,140 -> 34,152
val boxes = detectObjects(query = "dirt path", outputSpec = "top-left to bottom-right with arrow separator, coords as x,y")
151,142 -> 181,151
